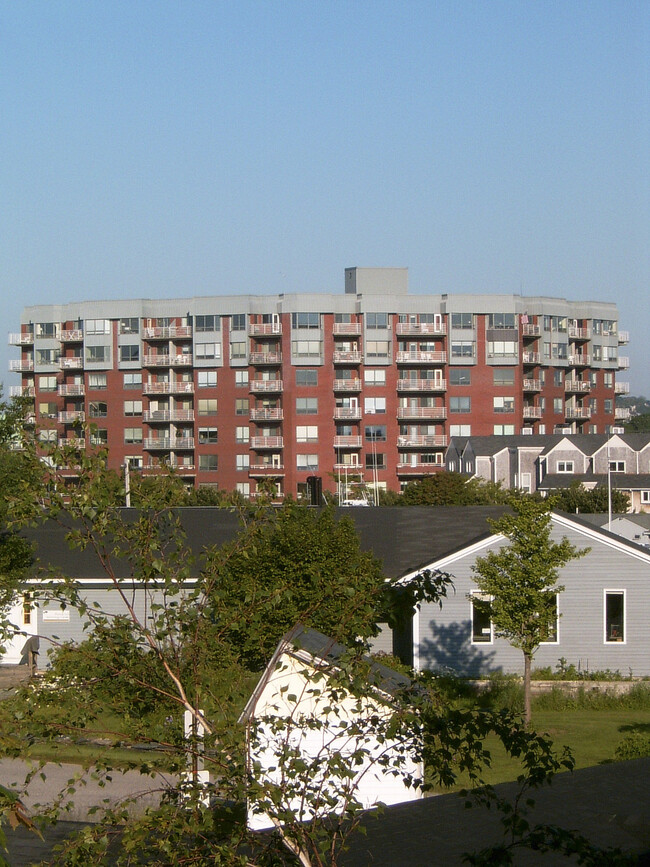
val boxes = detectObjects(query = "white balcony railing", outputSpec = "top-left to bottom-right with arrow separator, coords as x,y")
251,436 -> 284,449
9,359 -> 34,372
60,329 -> 84,342
396,322 -> 446,336
396,351 -> 446,364
521,324 -> 541,337
143,410 -> 194,423
565,407 -> 591,419
249,352 -> 282,365
567,354 -> 591,366
397,435 -> 447,447
250,408 -> 283,421
144,437 -> 195,450
522,406 -> 544,419
614,382 -> 630,395
397,379 -> 446,392
58,384 -> 85,396
333,379 -> 362,391
522,379 -> 542,391
143,381 -> 194,395
618,356 -> 630,369
564,380 -> 591,393
333,323 -> 362,335
58,411 -> 85,423
333,350 -> 362,364
250,380 -> 283,392
615,407 -> 631,421
8,332 -> 35,345
618,330 -> 629,344
143,326 -> 192,339
59,357 -> 83,369
396,406 -> 447,420
568,327 -> 591,340
10,385 -> 35,397
522,352 -> 541,364
143,354 -> 193,367
333,436 -> 362,448
334,407 -> 362,420
249,323 -> 282,336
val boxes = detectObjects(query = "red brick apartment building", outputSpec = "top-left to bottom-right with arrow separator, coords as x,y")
9,268 -> 630,500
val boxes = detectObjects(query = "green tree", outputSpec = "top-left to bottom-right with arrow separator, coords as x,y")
472,498 -> 588,725
550,480 -> 629,514
623,412 -> 650,433
400,471 -> 509,506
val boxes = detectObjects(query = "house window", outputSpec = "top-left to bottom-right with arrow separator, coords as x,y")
124,400 -> 142,416
295,397 -> 317,415
199,455 -> 218,472
449,425 -> 471,436
297,454 -> 319,470
198,370 -> 217,388
493,424 -> 515,435
296,425 -> 318,443
120,344 -> 140,363
86,319 -> 110,335
449,369 -> 471,386
641,491 -> 650,504
487,341 -> 517,357
90,429 -> 108,446
553,398 -> 563,414
604,591 -> 625,643
604,399 -> 613,414
449,396 -> 471,413
198,427 -> 218,444
519,472 -> 532,493
540,595 -> 559,644
123,372 -> 141,389
39,402 -> 57,419
557,461 -> 574,473
471,594 -> 492,644
296,369 -> 318,386
364,368 -> 386,386
554,370 -> 563,387
609,461 -> 625,473
364,397 -> 386,414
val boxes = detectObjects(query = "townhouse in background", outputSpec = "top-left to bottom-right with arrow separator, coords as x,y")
9,267 -> 629,499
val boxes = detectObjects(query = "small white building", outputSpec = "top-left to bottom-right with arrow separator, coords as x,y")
240,624 -> 424,832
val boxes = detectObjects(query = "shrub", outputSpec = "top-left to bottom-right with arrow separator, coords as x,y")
614,732 -> 650,761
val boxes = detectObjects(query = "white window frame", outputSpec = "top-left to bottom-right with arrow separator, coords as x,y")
604,589 -> 626,644
641,491 -> 650,504
470,592 -> 493,645
557,461 -> 574,473
608,460 -> 625,473
198,370 -> 218,388
540,594 -> 560,645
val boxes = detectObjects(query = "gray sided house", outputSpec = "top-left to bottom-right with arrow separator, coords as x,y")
398,511 -> 650,678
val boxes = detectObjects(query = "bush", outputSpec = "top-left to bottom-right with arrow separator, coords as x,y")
477,672 -> 524,713
533,684 -> 650,712
614,732 -> 650,761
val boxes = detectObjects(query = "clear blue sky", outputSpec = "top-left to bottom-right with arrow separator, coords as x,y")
2,1 -> 648,393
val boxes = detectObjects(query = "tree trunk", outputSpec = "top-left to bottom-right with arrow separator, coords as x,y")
523,651 -> 532,727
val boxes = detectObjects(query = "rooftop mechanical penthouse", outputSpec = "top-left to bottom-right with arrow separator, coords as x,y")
9,268 -> 629,499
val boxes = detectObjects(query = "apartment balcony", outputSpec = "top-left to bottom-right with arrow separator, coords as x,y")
143,410 -> 195,423
618,330 -> 629,344
8,332 -> 35,346
567,354 -> 591,367
59,357 -> 83,370
58,384 -> 85,396
143,326 -> 192,340
10,385 -> 35,397
334,407 -> 362,420
521,324 -> 541,338
249,464 -> 285,476
333,462 -> 362,472
397,378 -> 446,392
522,406 -> 544,419
9,359 -> 34,372
249,323 -> 282,336
58,437 -> 86,449
333,350 -> 362,364
396,350 -> 446,365
522,352 -> 541,364
144,437 -> 195,450
396,406 -> 447,420
333,379 -> 362,392
60,329 -> 84,342
564,380 -> 591,393
615,381 -> 630,395
333,322 -> 362,335
143,461 -> 196,474
143,380 -> 194,395
522,379 -> 542,392
143,354 -> 193,367
396,462 -> 442,474
615,407 -> 631,421
618,356 -> 630,369
568,326 -> 591,340
58,411 -> 85,424
565,407 -> 591,420
250,407 -> 283,421
250,379 -> 283,393
396,322 -> 446,336
251,436 -> 284,449
397,435 -> 447,448
249,351 -> 282,365
334,436 -> 362,448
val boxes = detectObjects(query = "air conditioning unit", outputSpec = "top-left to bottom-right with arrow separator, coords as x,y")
521,427 -> 533,435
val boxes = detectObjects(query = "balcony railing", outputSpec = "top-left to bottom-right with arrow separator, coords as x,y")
615,407 -> 631,421
10,385 -> 35,397
333,379 -> 362,391
564,380 -> 591,393
333,350 -> 362,364
143,437 -> 195,450
396,350 -> 446,364
522,379 -> 542,391
143,326 -> 192,339
9,359 -> 34,372
618,356 -> 630,369
396,406 -> 447,420
396,322 -> 446,336
567,354 -> 591,366
249,323 -> 282,336
521,324 -> 541,338
522,352 -> 541,364
143,410 -> 195,423
143,381 -> 194,395
333,436 -> 362,448
143,354 -> 193,367
522,406 -> 544,419
59,357 -> 83,369
58,411 -> 85,423
60,329 -> 84,342
8,332 -> 35,345
250,380 -> 283,392
334,407 -> 362,420
251,436 -> 284,449
618,330 -> 629,344
249,464 -> 285,475
397,435 -> 447,447
250,408 -> 283,421
58,437 -> 86,449
249,351 -> 282,365
333,462 -> 362,472
568,327 -> 591,340
614,381 -> 630,395
397,379 -> 446,392
58,384 -> 85,396
565,407 -> 591,419
333,323 -> 362,335
396,462 -> 443,473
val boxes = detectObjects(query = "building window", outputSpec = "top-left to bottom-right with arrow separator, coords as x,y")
292,340 -> 321,357
449,396 -> 471,413
39,402 -> 57,419
493,396 -> 515,413
35,321 -> 58,338
604,591 -> 625,643
123,372 -> 141,389
236,482 -> 250,497
198,399 -> 218,416
89,429 -> 108,446
124,428 -> 142,444
488,313 -> 516,329
235,370 -> 249,388
493,424 -> 515,435
296,425 -> 318,443
296,397 -> 318,415
449,369 -> 471,386
196,343 -> 221,360
487,341 -> 517,357
553,398 -> 563,414
198,370 -> 217,388
365,452 -> 386,470
554,370 -> 563,387
198,427 -> 218,444
451,313 -> 473,329
641,491 -> 650,504
291,312 -> 320,329
364,397 -> 386,414
604,399 -> 613,414
365,425 -> 387,442
235,398 -> 249,416
364,368 -> 386,386
231,314 -> 246,331
604,372 -> 614,388
234,426 -> 249,443
365,340 -> 390,358
38,375 -> 57,392
230,342 -> 247,360
124,400 -> 142,416
449,425 -> 471,436
296,454 -> 319,470
199,455 -> 218,472
540,595 -> 559,643
451,341 -> 475,358
471,594 -> 492,644
86,345 -> 110,363
86,319 -> 110,335
557,461 -> 574,473
120,319 -> 140,336
493,368 -> 515,386
195,314 -> 220,332
609,460 -> 625,473
236,454 -> 250,470
365,312 -> 389,329
295,369 -> 318,386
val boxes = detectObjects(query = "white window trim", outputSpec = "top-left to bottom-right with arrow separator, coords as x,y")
540,593 -> 560,645
557,461 -> 574,473
470,591 -> 493,645
603,589 -> 626,645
